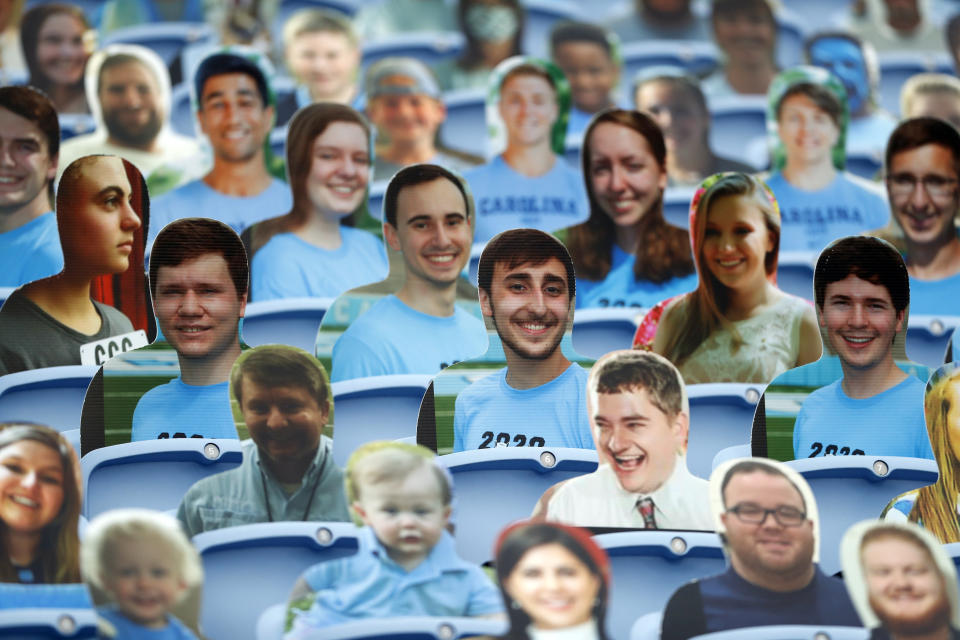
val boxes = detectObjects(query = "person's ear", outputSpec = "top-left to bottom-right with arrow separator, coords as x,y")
479,287 -> 493,318
895,307 -> 905,334
383,222 -> 401,253
352,501 -> 370,525
237,292 -> 248,319
671,411 -> 689,454
442,504 -> 453,522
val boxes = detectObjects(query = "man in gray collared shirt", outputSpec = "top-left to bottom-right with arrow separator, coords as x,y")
177,345 -> 351,536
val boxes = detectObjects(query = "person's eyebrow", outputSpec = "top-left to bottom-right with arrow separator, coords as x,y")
95,186 -> 128,200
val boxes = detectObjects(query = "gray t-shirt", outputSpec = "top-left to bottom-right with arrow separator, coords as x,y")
0,288 -> 134,375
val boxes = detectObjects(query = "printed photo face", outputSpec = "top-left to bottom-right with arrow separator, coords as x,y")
197,72 -> 273,163
552,41 -> 616,114
0,106 -> 56,214
63,155 -> 141,275
701,194 -> 774,292
305,121 -> 370,218
818,274 -> 904,373
239,375 -> 326,472
35,12 -> 87,87
99,60 -> 163,147
498,74 -> 559,148
0,439 -> 65,538
635,81 -> 707,158
153,253 -> 246,362
367,91 -> 445,146
591,388 -> 685,494
719,469 -> 815,581
776,93 -> 839,168
385,177 -> 472,288
587,121 -> 667,230
480,256 -> 571,362
101,535 -> 187,629
887,143 -> 960,248
286,31 -> 358,100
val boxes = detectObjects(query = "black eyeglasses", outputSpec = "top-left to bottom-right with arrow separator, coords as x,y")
726,503 -> 806,527
886,174 -> 958,199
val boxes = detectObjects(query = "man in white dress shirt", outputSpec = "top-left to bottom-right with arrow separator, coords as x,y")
545,349 -> 712,530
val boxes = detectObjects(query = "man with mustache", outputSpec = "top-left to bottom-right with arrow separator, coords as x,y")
882,117 -> 960,315
177,344 -> 351,537
58,45 -> 201,182
452,228 -> 591,452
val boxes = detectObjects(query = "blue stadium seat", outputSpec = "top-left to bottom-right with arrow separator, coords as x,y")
845,152 -> 883,180
62,429 -> 81,458
774,11 -> 807,69
565,132 -> 583,168
25,0 -> 106,18
690,626 -> 869,639
439,89 -> 487,158
368,180 -> 388,221
664,186 -> 695,229
776,251 -> 818,301
779,0 -> 855,33
622,40 -> 720,82
571,308 -> 643,360
0,286 -> 12,308
631,611 -> 662,640
708,96 -> 770,170
466,242 -> 486,286
81,438 -> 244,519
877,52 -> 954,116
906,315 -> 960,369
711,444 -> 751,472
169,82 -> 195,137
100,22 -> 216,68
321,617 -> 508,640
596,530 -> 726,640
361,32 -> 465,71
58,114 -> 96,142
0,583 -> 98,639
194,521 -> 360,640
687,383 -> 762,480
241,297 -> 334,352
787,455 -> 939,575
257,603 -> 285,640
521,0 -> 583,59
439,447 -> 598,564
0,365 -> 97,433
330,374 -> 433,466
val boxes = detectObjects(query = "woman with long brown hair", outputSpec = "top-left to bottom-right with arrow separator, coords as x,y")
19,3 -> 91,114
566,109 -> 696,309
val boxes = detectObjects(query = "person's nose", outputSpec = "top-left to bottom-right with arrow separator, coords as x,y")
337,156 -> 359,179
19,470 -> 39,491
849,303 -> 867,327
607,425 -> 629,453
608,165 -> 627,193
0,143 -> 15,168
266,406 -> 287,429
909,178 -> 933,210
178,289 -> 202,315
121,200 -> 141,231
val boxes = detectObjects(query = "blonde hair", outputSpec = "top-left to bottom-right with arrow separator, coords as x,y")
900,73 -> 960,119
908,367 -> 960,542
345,441 -> 451,525
663,173 -> 781,365
81,509 -> 203,596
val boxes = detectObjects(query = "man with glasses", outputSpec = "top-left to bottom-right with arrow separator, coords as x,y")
661,458 -> 860,639
882,117 -> 960,315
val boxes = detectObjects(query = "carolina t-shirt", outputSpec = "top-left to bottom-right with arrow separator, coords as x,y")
131,378 -> 237,441
0,212 -> 63,288
575,244 -> 698,309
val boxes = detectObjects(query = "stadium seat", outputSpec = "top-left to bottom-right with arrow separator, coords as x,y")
62,429 -> 81,458
0,583 -> 98,639
906,315 -> 960,369
324,617 -> 508,640
632,611 -> 663,640
711,444 -> 751,471
0,286 -> 14,308
438,89 -> 487,158
0,365 -> 97,433
438,447 -> 599,564
621,40 -> 721,82
57,114 -> 96,141
81,438 -> 244,519
787,455 -> 939,575
844,152 -> 883,180
100,22 -> 216,67
466,242 -> 486,286
690,626 -> 869,639
779,0 -> 855,33
774,11 -> 807,69
596,530 -> 726,640
877,52 -> 954,116
565,132 -> 583,168
169,82 -> 195,137
361,32 -> 465,71
687,384 -> 762,480
708,96 -> 770,170
241,298 -> 334,353
194,521 -> 360,640
664,186 -> 695,229
776,251 -> 818,301
368,180 -> 388,221
330,374 -> 433,466
571,308 -> 643,360
521,0 -> 583,59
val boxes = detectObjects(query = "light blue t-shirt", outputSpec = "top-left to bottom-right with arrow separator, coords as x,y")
793,376 -> 933,459
909,272 -> 960,316
251,228 -> 388,302
148,178 -> 292,250
575,244 -> 698,309
464,155 -> 589,243
0,212 -> 63,287
453,363 -> 592,452
287,527 -> 502,635
765,171 -> 889,253
131,378 -> 237,441
97,606 -> 198,640
330,295 -> 488,382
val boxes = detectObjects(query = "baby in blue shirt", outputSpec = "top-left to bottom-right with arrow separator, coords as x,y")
284,442 -> 504,636
81,509 -> 202,640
